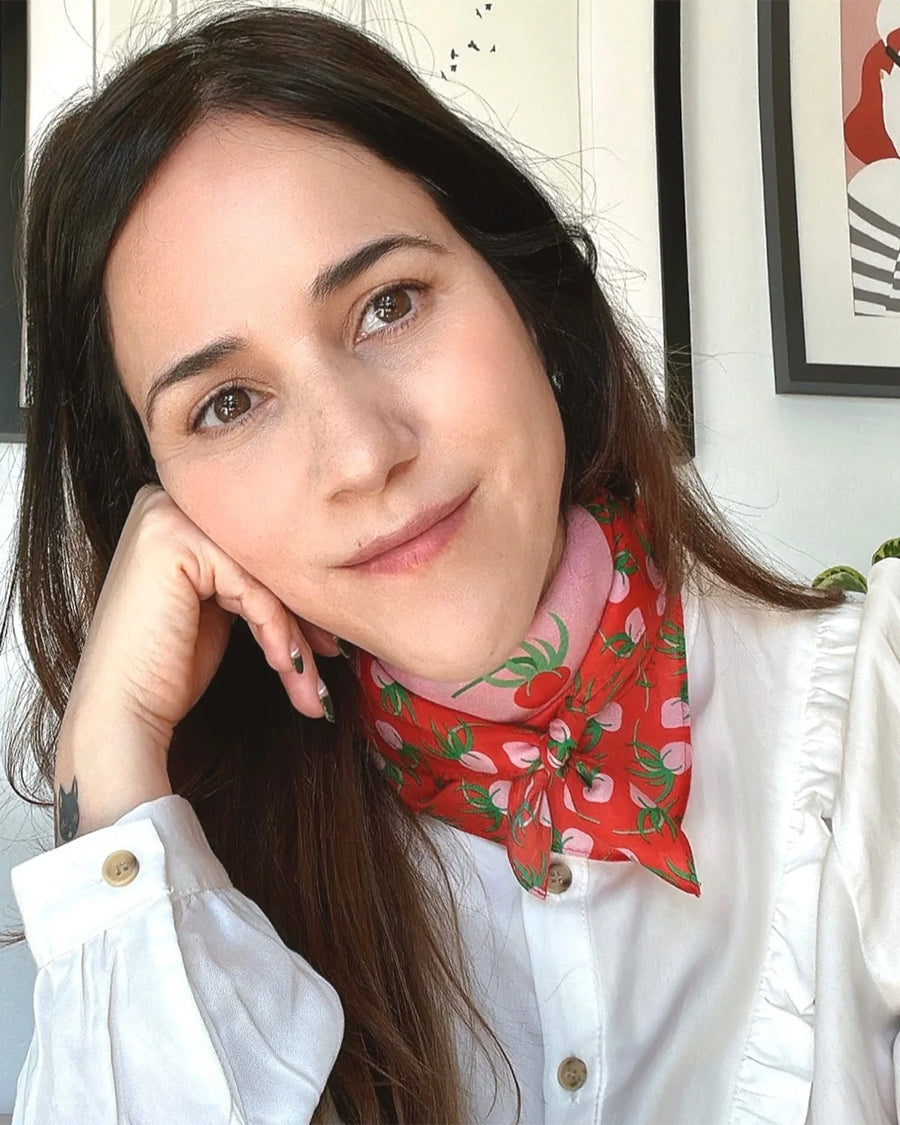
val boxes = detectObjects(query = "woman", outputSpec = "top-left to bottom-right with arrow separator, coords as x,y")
4,7 -> 899,1124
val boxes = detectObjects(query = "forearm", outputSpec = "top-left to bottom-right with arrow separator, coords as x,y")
54,709 -> 172,845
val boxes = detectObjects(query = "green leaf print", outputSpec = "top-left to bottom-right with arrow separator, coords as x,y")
614,549 -> 639,577
612,798 -> 678,842
564,672 -> 595,716
575,760 -> 607,786
450,613 -> 571,697
512,854 -> 548,891
459,781 -> 505,833
509,800 -> 539,846
628,722 -> 677,801
635,802 -> 678,841
397,740 -> 421,767
430,720 -> 475,760
635,671 -> 654,712
602,631 -> 637,659
582,717 -> 607,751
381,761 -> 405,790
585,497 -> 620,524
379,680 -> 417,722
657,620 -> 687,677
664,855 -> 699,887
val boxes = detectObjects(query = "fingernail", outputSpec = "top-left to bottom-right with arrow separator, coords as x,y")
290,645 -> 304,675
333,635 -> 353,659
317,677 -> 335,723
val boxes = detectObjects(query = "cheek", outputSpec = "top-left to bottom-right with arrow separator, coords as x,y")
155,453 -> 318,586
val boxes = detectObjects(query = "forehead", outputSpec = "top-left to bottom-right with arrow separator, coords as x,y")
104,114 -> 452,387
109,112 -> 439,257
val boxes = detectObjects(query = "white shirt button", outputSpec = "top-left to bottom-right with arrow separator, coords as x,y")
547,860 -> 573,893
102,850 -> 140,887
557,1056 -> 588,1091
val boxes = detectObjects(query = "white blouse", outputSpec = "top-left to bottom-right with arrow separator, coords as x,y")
9,561 -> 900,1124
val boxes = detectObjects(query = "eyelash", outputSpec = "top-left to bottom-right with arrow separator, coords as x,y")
189,281 -> 428,435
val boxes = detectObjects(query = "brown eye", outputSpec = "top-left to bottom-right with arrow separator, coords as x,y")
194,384 -> 260,433
371,288 -> 412,323
357,285 -> 423,340
212,387 -> 252,423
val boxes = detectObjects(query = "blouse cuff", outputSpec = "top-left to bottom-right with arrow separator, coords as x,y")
11,795 -> 231,968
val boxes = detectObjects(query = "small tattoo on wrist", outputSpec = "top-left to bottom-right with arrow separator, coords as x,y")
56,777 -> 80,845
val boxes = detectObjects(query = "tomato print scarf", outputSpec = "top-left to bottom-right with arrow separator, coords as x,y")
356,494 -> 699,900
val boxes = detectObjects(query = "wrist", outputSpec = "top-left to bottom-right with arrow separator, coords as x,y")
55,708 -> 173,842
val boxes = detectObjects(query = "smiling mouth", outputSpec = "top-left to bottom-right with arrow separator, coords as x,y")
341,488 -> 475,575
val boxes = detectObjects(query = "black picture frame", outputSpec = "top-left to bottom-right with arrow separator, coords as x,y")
653,0 -> 695,455
0,0 -> 27,439
758,0 -> 900,397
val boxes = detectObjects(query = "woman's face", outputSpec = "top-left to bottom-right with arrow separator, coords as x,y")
105,114 -> 566,680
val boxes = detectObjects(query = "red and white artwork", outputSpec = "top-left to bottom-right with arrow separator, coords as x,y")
842,0 -> 900,315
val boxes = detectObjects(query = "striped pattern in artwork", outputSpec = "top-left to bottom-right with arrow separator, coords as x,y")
848,192 -> 900,315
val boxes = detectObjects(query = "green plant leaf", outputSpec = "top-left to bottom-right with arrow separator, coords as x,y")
872,538 -> 900,565
811,565 -> 867,593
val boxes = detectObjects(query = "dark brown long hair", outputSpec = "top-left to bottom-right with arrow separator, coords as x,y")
1,7 -> 839,1122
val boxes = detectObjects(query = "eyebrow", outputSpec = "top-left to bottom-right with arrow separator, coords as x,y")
143,232 -> 448,427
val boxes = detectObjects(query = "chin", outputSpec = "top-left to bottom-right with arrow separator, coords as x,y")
376,600 -> 538,682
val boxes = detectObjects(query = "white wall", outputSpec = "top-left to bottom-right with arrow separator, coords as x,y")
3,0 -> 900,1112
683,0 -> 900,580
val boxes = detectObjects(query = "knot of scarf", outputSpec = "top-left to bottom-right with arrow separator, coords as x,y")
356,494 -> 699,900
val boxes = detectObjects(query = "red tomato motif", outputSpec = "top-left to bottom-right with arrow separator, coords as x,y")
513,667 -> 570,708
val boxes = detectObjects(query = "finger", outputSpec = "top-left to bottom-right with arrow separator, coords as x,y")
293,616 -> 348,658
212,574 -> 329,720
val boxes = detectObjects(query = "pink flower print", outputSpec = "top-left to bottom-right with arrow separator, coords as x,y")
374,720 -> 403,750
661,740 -> 692,774
656,590 -> 667,616
646,556 -> 665,590
561,827 -> 594,857
629,782 -> 657,809
590,701 -> 623,732
536,791 -> 552,827
563,784 -> 577,812
609,568 -> 630,604
370,749 -> 387,772
625,607 -> 646,644
489,780 -> 512,813
502,740 -> 541,769
548,719 -> 571,743
616,847 -> 639,863
459,751 -> 498,774
583,773 -> 614,803
370,663 -> 394,689
660,697 -> 690,729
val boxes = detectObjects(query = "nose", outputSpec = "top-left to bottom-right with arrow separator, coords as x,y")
306,365 -> 419,500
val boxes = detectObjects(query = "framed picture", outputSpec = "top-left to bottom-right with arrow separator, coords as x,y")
0,0 -> 27,440
578,0 -> 694,453
759,0 -> 900,396
653,0 -> 694,454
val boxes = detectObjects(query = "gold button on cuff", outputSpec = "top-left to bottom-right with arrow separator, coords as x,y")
102,850 -> 140,887
547,860 -> 573,894
557,1056 -> 588,1092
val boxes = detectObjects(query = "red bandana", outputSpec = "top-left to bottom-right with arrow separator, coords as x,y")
357,495 -> 699,899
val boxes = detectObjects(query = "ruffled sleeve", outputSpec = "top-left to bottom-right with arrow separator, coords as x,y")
730,593 -> 862,1122
10,794 -> 343,1125
808,558 -> 900,1123
831,559 -> 900,1010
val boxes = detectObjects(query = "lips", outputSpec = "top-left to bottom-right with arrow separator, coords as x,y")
341,488 -> 475,568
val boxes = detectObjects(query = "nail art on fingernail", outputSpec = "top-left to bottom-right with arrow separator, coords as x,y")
333,635 -> 353,659
290,645 -> 304,675
317,677 -> 335,723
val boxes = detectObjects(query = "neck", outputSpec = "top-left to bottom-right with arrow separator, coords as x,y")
372,503 -> 614,722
